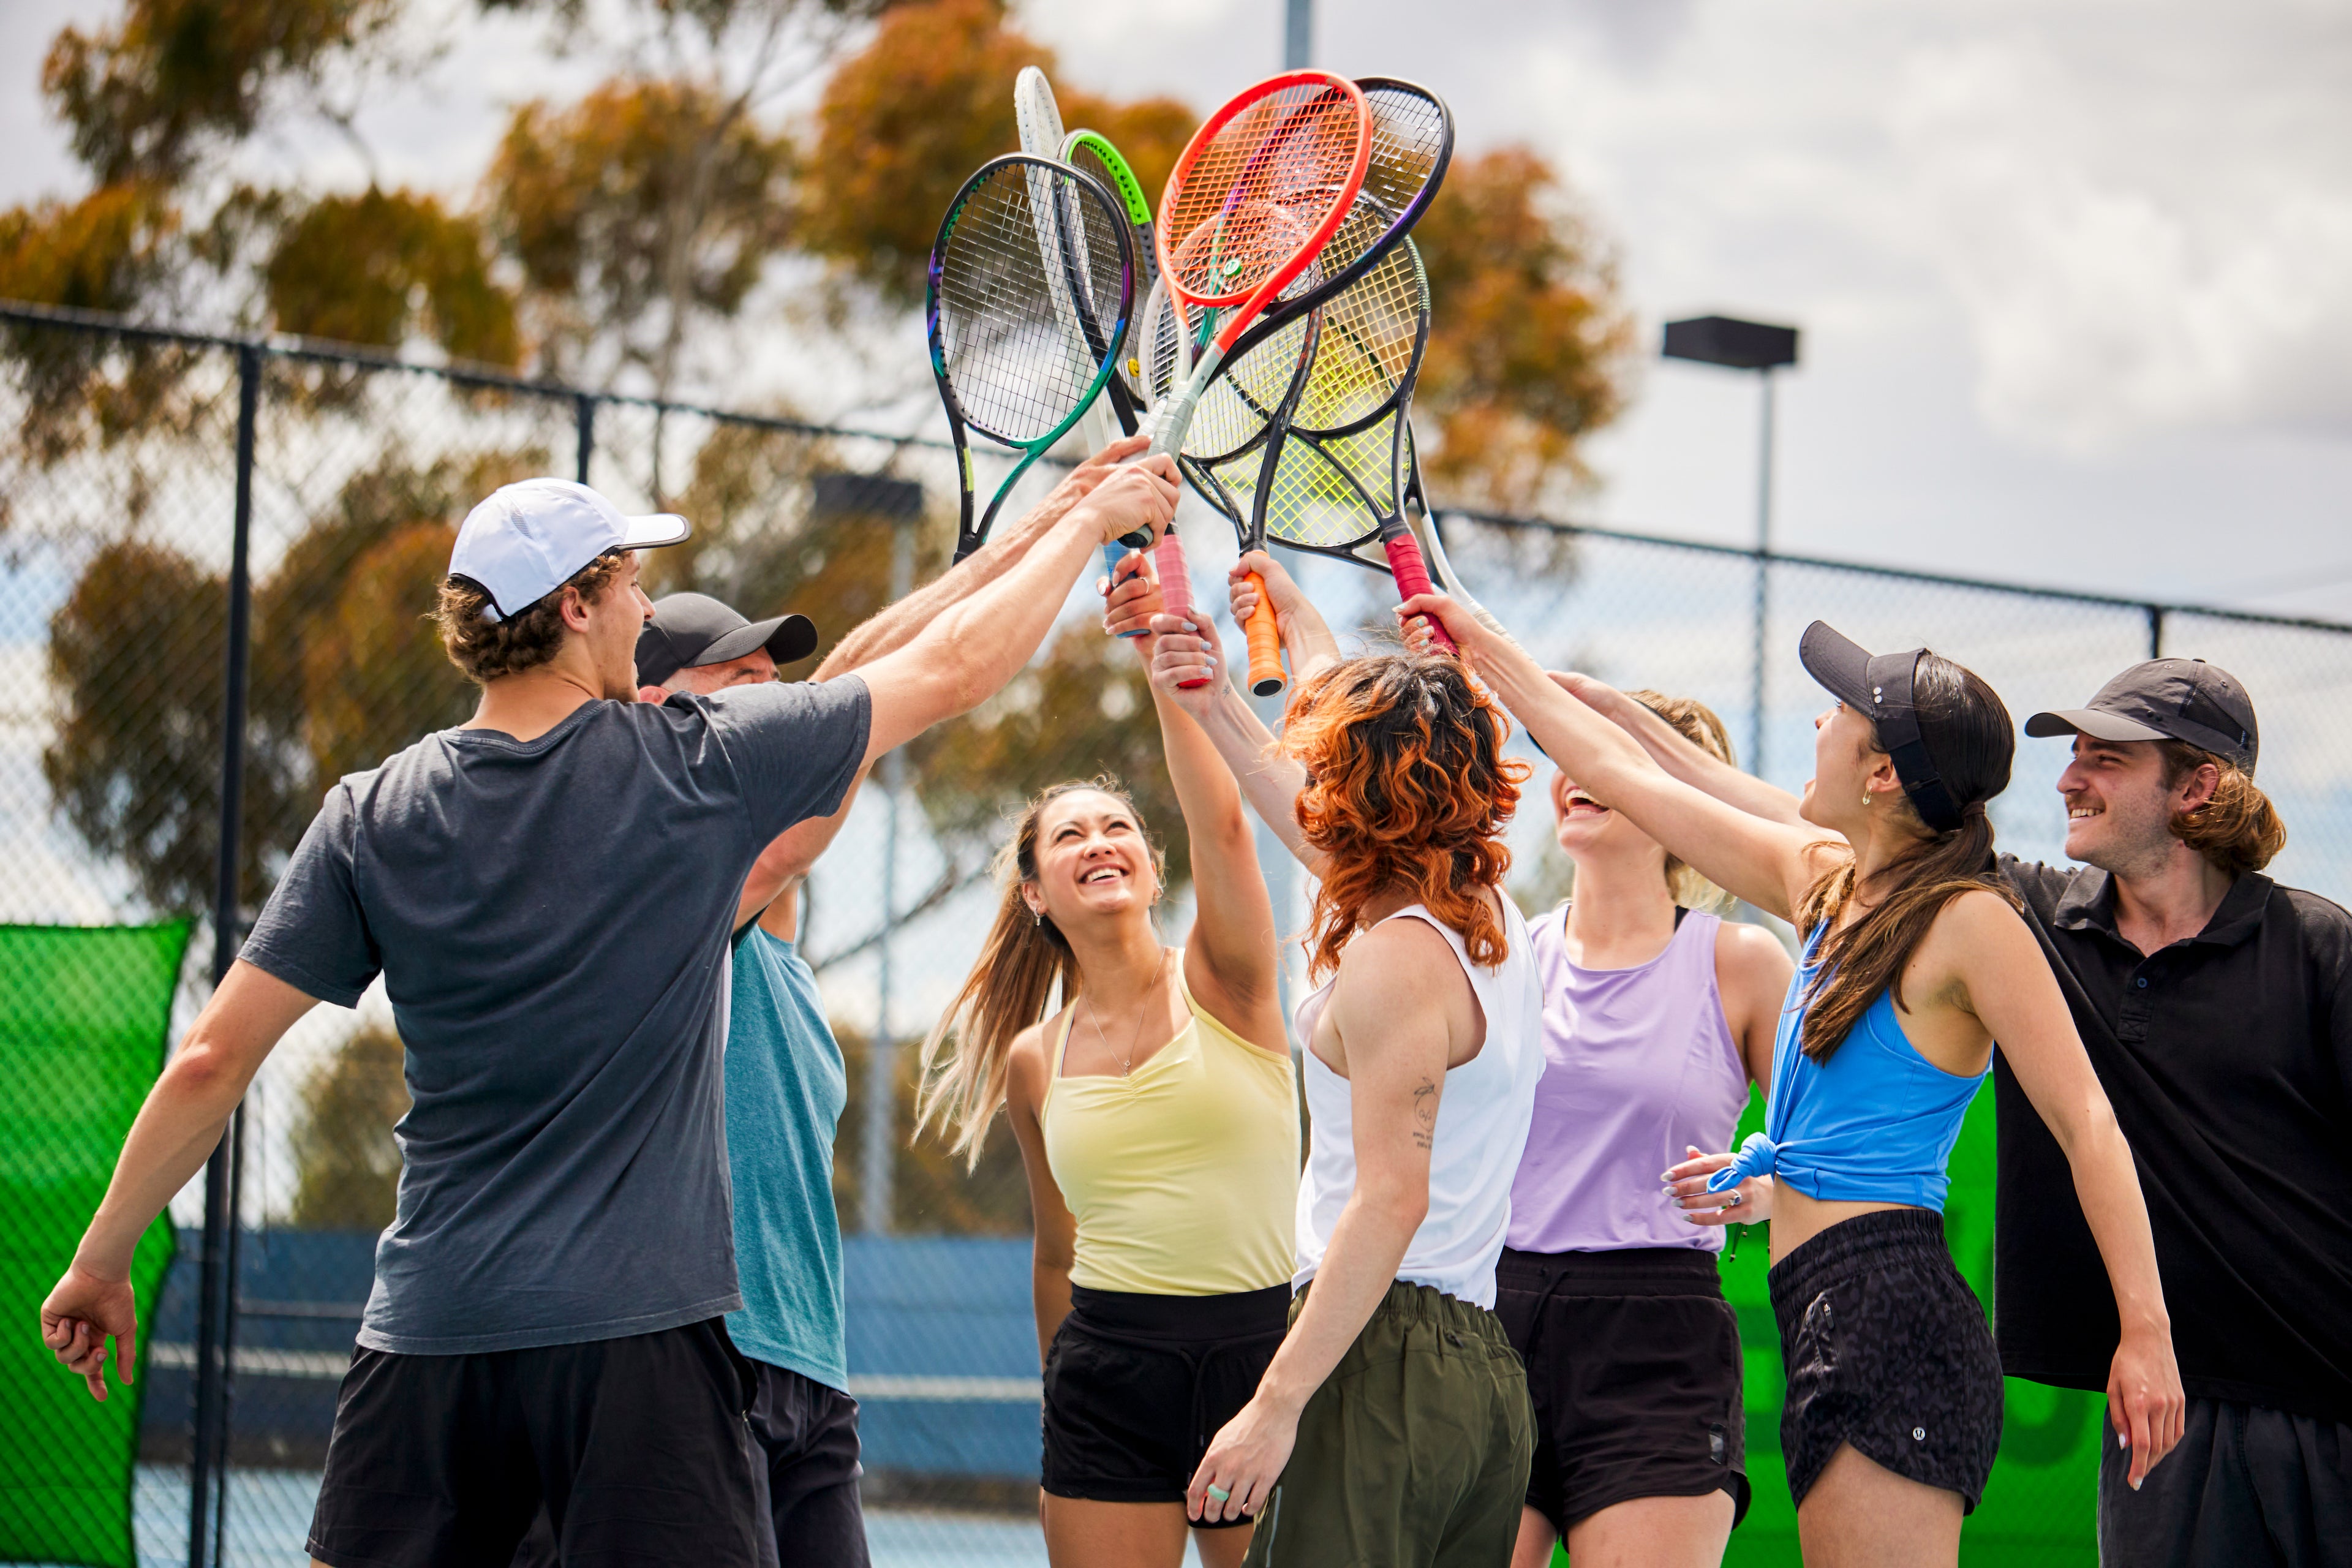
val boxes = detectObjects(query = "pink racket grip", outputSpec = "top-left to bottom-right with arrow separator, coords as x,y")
1385,535 -> 1458,656
1154,531 -> 1210,687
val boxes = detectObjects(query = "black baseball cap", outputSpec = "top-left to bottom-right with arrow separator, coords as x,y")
635,592 -> 819,688
1797,620 -> 1966,832
2024,659 -> 2258,774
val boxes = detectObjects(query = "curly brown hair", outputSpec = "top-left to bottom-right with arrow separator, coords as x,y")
1283,654 -> 1529,981
434,550 -> 630,684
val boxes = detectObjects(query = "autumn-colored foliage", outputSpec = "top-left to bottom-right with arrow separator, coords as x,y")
288,1025 -> 411,1229
799,0 -> 1191,308
487,77 -> 795,385
41,0 -> 401,186
1414,146 -> 1634,511
266,187 -> 520,365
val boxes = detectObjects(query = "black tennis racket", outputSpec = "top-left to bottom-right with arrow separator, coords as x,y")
927,153 -> 1136,564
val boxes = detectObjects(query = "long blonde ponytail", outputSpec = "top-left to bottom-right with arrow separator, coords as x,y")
914,777 -> 1160,1169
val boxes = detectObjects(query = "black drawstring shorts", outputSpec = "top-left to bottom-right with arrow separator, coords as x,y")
1769,1208 -> 2005,1513
1040,1281 -> 1290,1523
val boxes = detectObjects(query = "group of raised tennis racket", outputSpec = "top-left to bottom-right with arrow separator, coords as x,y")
925,67 -> 1516,696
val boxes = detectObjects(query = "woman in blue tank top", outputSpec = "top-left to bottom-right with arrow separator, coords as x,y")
1401,600 -> 2186,1567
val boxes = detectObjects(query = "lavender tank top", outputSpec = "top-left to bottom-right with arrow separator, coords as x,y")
1506,907 -> 1752,1254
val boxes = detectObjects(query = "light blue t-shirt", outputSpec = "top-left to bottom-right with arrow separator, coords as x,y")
723,925 -> 850,1391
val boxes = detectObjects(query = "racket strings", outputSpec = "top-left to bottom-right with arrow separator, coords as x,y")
1145,286 -> 1313,464
1163,83 -> 1365,304
1287,239 -> 1425,435
937,163 -> 1129,444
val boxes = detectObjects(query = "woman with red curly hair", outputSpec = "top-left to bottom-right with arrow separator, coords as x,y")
1142,563 -> 1546,1568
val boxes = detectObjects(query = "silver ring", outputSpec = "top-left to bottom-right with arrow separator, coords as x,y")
1724,1189 -> 1743,1209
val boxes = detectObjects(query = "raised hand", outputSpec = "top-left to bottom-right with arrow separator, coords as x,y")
1101,551 -> 1163,644
1147,611 -> 1226,722
1030,435 -> 1153,531
1076,455 -> 1181,551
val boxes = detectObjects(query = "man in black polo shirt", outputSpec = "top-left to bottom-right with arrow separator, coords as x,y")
1998,660 -> 2352,1567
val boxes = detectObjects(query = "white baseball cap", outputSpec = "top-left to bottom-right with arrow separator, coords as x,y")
448,478 -> 692,622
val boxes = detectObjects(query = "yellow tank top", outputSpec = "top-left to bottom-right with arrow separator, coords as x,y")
1040,962 -> 1301,1296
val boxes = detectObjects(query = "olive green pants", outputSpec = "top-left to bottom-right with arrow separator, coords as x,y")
1244,1279 -> 1534,1568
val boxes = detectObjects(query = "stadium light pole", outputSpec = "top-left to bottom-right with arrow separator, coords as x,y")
1284,0 -> 1311,67
1660,315 -> 1799,778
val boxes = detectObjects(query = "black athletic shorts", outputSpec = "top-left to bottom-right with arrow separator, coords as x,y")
1041,1282 -> 1289,1522
1769,1208 -> 2003,1512
1494,1246 -> 1748,1534
309,1316 -> 762,1568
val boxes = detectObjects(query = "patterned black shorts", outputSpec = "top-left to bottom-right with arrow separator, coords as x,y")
1768,1208 -> 2003,1512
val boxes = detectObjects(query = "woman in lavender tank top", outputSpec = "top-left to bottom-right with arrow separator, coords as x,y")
1496,693 -> 1793,1568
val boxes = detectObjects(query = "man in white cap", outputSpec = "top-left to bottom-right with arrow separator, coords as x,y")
38,448 -> 1177,1568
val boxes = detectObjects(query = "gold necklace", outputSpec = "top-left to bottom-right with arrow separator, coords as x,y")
1085,949 -> 1166,1077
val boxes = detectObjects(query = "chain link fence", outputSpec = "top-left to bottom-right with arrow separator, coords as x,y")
4,300 -> 2349,1566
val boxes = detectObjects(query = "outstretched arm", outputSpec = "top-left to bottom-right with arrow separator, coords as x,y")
1187,919 -> 1456,1525
1402,594 -> 1836,920
854,458 -> 1179,764
1145,612 -> 1328,877
41,962 -> 319,1401
729,446 -> 1150,930
815,435 -> 1152,683
1953,894 -> 2184,1487
1559,672 -> 1806,828
1107,558 -> 1283,1046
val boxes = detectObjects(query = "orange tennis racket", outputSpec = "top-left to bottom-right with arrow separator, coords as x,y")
1141,71 -> 1371,684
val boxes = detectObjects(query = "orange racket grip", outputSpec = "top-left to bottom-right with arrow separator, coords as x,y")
1242,572 -> 1285,696
1384,534 -> 1458,656
1155,531 -> 1212,687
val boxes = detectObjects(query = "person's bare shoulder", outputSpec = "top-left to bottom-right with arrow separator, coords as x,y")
1714,918 -> 1794,993
1003,1012 -> 1063,1114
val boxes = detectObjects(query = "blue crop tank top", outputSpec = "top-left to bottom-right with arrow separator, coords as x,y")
1706,923 -> 1986,1209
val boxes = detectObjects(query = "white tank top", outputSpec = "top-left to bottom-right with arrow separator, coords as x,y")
1291,894 -> 1544,1310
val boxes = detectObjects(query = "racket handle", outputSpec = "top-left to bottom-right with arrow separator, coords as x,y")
1384,535 -> 1458,656
1155,530 -> 1207,685
1242,571 -> 1284,697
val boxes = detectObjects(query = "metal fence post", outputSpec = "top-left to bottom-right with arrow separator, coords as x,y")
575,393 -> 596,486
1751,368 -> 1775,778
2147,605 -> 2166,660
862,513 -> 916,1234
187,340 -> 261,1568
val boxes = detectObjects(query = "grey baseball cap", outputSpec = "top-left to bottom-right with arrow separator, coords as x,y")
2025,658 -> 2258,774
636,592 -> 819,688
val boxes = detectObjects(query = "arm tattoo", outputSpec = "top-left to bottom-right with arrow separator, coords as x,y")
1411,1076 -> 1438,1150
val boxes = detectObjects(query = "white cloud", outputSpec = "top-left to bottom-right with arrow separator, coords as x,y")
1889,23 -> 2352,449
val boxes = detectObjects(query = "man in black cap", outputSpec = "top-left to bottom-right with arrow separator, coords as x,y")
1996,660 -> 2352,1567
630,587 -> 873,1567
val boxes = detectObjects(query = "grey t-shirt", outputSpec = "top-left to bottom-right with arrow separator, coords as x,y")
239,677 -> 871,1354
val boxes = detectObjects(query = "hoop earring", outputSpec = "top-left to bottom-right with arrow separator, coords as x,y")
1862,788 -> 1872,809
1031,908 -> 1042,927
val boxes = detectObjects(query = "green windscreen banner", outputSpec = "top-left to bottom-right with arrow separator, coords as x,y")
0,921 -> 192,1568
1713,1082 -> 2101,1567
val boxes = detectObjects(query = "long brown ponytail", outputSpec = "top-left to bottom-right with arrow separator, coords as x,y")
1793,654 -> 2020,1061
913,777 -> 1161,1169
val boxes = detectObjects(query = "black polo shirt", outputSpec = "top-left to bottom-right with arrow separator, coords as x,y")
1992,856 -> 2352,1423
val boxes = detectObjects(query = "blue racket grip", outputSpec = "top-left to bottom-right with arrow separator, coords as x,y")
1103,543 -> 1148,638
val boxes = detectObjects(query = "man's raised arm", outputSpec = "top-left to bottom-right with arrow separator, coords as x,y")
855,458 -> 1179,766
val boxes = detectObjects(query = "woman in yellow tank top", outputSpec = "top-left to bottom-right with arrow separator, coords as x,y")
917,560 -> 1298,1568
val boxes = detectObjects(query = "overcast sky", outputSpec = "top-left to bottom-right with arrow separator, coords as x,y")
7,0 -> 2351,617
